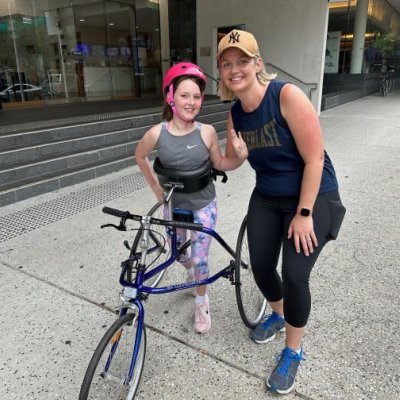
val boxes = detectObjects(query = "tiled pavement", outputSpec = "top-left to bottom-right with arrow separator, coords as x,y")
1,92 -> 399,399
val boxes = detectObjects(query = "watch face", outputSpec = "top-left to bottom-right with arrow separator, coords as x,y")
300,208 -> 311,216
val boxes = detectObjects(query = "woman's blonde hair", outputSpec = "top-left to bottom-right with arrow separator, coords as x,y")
217,59 -> 277,101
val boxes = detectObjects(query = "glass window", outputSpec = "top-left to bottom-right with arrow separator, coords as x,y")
0,0 -> 162,108
328,0 -> 400,74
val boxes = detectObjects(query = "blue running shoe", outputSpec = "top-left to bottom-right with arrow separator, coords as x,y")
266,347 -> 304,394
250,311 -> 285,344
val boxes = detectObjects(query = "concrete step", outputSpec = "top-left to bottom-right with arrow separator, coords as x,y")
0,101 -> 229,151
0,126 -> 145,171
0,156 -> 135,206
0,113 -> 160,152
0,123 -> 227,192
0,142 -> 136,191
0,109 -> 228,172
0,100 -> 231,206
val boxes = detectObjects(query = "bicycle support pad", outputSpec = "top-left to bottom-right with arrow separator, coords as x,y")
153,157 -> 212,193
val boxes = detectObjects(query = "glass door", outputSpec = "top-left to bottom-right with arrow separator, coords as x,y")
105,0 -> 162,97
72,1 -> 111,99
104,0 -> 137,98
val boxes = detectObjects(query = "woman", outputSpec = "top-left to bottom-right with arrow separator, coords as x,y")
217,30 -> 345,394
135,62 -> 247,334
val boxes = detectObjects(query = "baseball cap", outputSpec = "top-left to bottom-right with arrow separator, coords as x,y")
217,29 -> 260,59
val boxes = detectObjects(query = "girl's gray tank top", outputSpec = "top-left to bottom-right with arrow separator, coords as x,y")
155,121 -> 216,210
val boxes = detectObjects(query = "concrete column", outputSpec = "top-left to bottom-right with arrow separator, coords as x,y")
350,0 -> 369,73
159,0 -> 170,78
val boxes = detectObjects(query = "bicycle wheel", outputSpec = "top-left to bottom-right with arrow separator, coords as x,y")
129,202 -> 168,288
79,312 -> 146,400
381,80 -> 388,97
235,215 -> 267,328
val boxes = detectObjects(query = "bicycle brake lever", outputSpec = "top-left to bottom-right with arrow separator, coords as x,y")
100,223 -> 127,231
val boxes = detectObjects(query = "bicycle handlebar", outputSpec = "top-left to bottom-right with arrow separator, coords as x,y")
102,206 -> 204,231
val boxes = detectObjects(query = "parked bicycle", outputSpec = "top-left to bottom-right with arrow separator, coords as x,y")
79,169 -> 267,400
380,69 -> 395,97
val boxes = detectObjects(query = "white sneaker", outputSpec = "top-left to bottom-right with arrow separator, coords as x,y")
194,299 -> 211,334
186,275 -> 197,297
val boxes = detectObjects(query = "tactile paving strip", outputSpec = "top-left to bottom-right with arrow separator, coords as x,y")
0,171 -> 147,243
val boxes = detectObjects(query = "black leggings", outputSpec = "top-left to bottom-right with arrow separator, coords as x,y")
247,188 -> 338,328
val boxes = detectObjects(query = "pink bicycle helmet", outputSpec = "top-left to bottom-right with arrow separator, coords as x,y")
162,62 -> 207,93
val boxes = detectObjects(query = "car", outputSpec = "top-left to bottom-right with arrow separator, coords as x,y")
0,83 -> 43,102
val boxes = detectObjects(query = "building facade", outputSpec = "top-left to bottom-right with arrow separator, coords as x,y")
1,0 -> 399,112
0,0 -> 165,105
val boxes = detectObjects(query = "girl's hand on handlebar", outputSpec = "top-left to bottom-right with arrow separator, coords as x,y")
150,182 -> 165,204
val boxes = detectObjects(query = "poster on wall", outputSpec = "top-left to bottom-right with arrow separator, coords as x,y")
325,31 -> 341,73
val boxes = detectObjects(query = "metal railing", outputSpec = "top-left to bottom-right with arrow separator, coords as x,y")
204,71 -> 219,85
265,62 -> 318,100
203,64 -> 318,103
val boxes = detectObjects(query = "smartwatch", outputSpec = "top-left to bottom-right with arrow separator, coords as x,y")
299,208 -> 311,217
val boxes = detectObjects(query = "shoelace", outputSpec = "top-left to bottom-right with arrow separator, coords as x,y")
276,349 -> 304,375
261,312 -> 281,328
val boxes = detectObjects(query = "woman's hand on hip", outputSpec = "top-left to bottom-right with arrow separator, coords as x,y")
288,215 -> 318,256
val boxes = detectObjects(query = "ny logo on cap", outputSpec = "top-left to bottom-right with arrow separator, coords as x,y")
229,31 -> 240,44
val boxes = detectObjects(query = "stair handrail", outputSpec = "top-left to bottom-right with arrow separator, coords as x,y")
204,65 -> 317,100
204,71 -> 219,85
265,62 -> 318,99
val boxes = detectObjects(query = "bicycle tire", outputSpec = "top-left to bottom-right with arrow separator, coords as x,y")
235,215 -> 267,328
79,312 -> 146,400
381,80 -> 388,97
129,202 -> 167,288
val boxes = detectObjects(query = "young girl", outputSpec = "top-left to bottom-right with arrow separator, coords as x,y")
135,62 -> 247,334
217,30 -> 346,394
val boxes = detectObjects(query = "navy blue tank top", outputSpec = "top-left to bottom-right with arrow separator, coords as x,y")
231,80 -> 338,197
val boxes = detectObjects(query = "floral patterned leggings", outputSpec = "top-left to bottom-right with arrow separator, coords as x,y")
164,198 -> 217,280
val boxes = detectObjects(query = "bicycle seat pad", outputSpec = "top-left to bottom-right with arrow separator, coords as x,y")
153,157 -> 212,193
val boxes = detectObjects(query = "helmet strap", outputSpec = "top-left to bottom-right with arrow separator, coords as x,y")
167,85 -> 176,114
167,83 -> 195,123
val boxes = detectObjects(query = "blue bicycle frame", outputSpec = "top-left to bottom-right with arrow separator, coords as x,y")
106,207 -> 238,388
